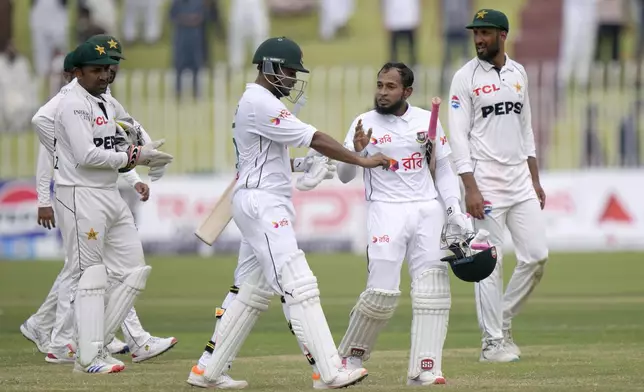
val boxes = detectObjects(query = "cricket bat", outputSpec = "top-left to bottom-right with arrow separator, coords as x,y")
194,96 -> 308,246
427,97 -> 441,180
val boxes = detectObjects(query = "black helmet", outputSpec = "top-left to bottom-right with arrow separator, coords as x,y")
440,225 -> 498,283
252,37 -> 308,103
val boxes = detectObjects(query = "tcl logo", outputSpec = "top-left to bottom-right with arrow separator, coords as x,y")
481,102 -> 523,118
473,84 -> 500,96
96,116 -> 107,125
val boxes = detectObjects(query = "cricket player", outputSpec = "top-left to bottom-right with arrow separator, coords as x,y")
190,36 -> 391,389
333,62 -> 470,386
51,40 -> 173,374
448,9 -> 548,362
22,38 -> 177,365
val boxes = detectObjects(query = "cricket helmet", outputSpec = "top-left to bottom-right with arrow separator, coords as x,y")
440,224 -> 498,283
252,36 -> 308,103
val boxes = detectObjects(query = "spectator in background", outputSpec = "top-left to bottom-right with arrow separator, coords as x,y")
0,0 -> 12,54
228,0 -> 269,69
76,2 -> 106,44
123,0 -> 166,45
170,0 -> 209,100
319,0 -> 354,41
269,0 -> 317,16
381,0 -> 419,68
30,0 -> 68,77
558,0 -> 599,89
0,43 -> 37,133
440,0 -> 472,95
595,0 -> 627,62
81,0 -> 118,37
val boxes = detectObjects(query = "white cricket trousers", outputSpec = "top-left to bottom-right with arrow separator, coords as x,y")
366,199 -> 446,291
231,189 -> 300,295
472,160 -> 549,343
54,185 -> 146,286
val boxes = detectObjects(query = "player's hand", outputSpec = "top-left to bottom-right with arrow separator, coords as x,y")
124,139 -> 174,170
296,157 -> 334,191
533,181 -> 546,210
465,189 -> 485,220
148,164 -> 167,182
357,152 -> 392,169
134,182 -> 150,202
353,119 -> 372,152
37,206 -> 56,230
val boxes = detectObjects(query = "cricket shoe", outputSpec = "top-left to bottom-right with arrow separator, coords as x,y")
503,329 -> 521,358
479,340 -> 519,363
20,321 -> 50,354
186,365 -> 248,389
73,356 -> 125,374
45,344 -> 76,364
317,367 -> 369,389
106,337 -> 129,355
407,371 -> 447,386
102,350 -> 125,368
131,336 -> 178,363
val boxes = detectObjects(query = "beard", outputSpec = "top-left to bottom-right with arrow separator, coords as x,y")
476,37 -> 501,62
374,97 -> 407,115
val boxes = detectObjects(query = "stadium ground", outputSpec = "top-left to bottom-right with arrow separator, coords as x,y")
1,252 -> 643,391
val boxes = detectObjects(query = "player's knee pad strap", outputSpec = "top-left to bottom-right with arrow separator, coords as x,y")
104,265 -> 152,341
338,288 -> 400,361
408,267 -> 451,379
76,264 -> 107,365
205,267 -> 273,382
280,250 -> 342,384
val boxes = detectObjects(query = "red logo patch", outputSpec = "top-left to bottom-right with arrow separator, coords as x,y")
420,358 -> 434,370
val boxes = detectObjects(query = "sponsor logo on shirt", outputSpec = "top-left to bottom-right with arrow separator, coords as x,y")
271,218 -> 289,228
481,102 -> 523,118
371,235 -> 390,243
74,109 -> 91,121
401,152 -> 423,171
95,116 -> 107,126
450,95 -> 460,109
440,136 -> 448,145
371,134 -> 392,145
473,84 -> 501,96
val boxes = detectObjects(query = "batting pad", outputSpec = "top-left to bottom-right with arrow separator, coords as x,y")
338,288 -> 400,361
204,268 -> 272,382
104,265 -> 151,342
281,250 -> 342,384
408,268 -> 451,379
75,264 -> 107,366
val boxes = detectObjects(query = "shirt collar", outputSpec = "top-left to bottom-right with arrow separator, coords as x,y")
384,103 -> 413,123
477,53 -> 513,73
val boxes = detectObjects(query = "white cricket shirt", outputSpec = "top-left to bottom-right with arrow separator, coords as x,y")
53,82 -> 128,188
232,83 -> 316,197
343,105 -> 451,203
448,55 -> 536,174
32,78 -> 78,155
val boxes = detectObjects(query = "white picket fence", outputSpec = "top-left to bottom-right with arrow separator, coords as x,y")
1,61 -> 643,179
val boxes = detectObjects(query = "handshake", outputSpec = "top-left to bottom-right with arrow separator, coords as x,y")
115,120 -> 173,182
293,149 -> 337,191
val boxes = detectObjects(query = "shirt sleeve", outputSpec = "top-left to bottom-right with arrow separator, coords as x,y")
519,67 -> 537,158
59,99 -> 128,170
118,169 -> 143,187
253,100 -> 317,148
337,116 -> 360,183
32,110 -> 55,156
342,116 -> 359,151
36,144 -> 53,207
447,69 -> 475,174
434,117 -> 452,160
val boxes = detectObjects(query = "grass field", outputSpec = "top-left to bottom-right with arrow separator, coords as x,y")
1,252 -> 644,391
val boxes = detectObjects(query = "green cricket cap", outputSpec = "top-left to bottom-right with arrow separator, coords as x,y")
72,41 -> 120,67
466,9 -> 509,32
85,34 -> 125,60
63,51 -> 75,72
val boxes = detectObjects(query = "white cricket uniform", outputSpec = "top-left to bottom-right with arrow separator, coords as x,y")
28,80 -> 154,351
53,80 -> 145,279
341,106 -> 451,290
231,83 -> 316,294
448,55 -> 549,343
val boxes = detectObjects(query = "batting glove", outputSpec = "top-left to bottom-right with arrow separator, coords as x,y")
122,139 -> 174,171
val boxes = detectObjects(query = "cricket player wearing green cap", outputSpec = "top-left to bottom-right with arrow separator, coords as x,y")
447,9 -> 548,363
24,36 -> 177,367
49,40 -> 173,374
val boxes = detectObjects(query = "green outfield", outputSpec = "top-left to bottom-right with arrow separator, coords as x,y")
1,252 -> 643,391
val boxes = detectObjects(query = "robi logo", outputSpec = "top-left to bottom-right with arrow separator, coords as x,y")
95,116 -> 107,125
473,84 -> 500,96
